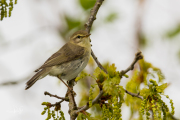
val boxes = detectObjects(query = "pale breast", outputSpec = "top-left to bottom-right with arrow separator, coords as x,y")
49,51 -> 90,81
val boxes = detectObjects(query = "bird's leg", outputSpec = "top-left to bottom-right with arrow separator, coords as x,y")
57,75 -> 72,91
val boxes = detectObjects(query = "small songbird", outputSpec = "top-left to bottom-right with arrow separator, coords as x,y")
25,30 -> 91,90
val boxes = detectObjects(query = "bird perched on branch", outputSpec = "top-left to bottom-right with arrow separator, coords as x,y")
25,30 -> 91,90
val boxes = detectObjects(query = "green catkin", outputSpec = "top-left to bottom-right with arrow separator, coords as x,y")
157,103 -> 162,120
41,110 -> 46,115
89,85 -> 94,107
59,110 -> 65,120
146,104 -> 150,120
151,99 -> 157,120
170,99 -> 175,115
0,0 -> 17,20
52,110 -> 56,119
140,98 -> 146,114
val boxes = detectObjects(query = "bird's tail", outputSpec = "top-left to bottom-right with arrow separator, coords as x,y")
25,69 -> 48,90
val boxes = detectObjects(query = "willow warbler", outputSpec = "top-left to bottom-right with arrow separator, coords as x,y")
25,30 -> 91,90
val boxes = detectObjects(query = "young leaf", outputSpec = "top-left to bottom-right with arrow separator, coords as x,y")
79,0 -> 96,10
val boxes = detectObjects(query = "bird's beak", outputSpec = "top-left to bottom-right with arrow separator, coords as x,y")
85,34 -> 91,37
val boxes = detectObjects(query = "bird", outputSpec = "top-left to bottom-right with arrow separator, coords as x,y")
25,30 -> 91,90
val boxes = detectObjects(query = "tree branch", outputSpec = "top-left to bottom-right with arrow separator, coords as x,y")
76,90 -> 104,113
49,100 -> 64,107
85,0 -> 107,73
85,0 -> 104,33
119,51 -> 143,78
67,79 -> 78,120
91,50 -> 108,73
123,88 -> 143,100
44,91 -> 69,101
0,75 -> 31,86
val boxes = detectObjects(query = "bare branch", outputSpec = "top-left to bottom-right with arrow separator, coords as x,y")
44,91 -> 69,101
85,0 -> 104,33
0,80 -> 24,86
67,79 -> 78,120
0,75 -> 31,86
91,50 -> 108,73
76,90 -> 104,113
50,100 -> 64,107
85,0 -> 107,74
119,51 -> 143,78
123,88 -> 143,100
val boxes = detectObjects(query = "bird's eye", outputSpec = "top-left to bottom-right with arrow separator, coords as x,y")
77,36 -> 81,39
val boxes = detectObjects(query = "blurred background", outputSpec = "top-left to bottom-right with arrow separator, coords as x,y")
0,0 -> 180,120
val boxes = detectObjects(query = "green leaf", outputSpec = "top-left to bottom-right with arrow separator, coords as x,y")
123,74 -> 129,78
139,59 -> 152,71
93,67 -> 101,78
139,33 -> 148,48
118,86 -> 125,102
75,71 -> 88,82
111,75 -> 120,85
79,0 -> 96,10
101,64 -> 120,95
77,113 -> 84,120
166,24 -> 180,38
140,88 -> 150,98
105,12 -> 118,23
94,67 -> 107,82
107,63 -> 117,78
65,15 -> 81,30
103,78 -> 113,94
126,70 -> 139,93
156,83 -> 167,93
77,112 -> 91,120
103,78 -> 118,96
157,70 -> 165,82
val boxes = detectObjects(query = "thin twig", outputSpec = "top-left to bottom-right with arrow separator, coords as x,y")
76,90 -> 104,113
119,51 -> 143,78
50,100 -> 64,107
0,75 -> 32,86
85,0 -> 106,73
44,91 -> 69,101
91,50 -> 108,73
0,80 -> 24,86
123,88 -> 143,100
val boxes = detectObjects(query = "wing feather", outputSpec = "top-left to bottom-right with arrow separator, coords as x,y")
35,42 -> 85,72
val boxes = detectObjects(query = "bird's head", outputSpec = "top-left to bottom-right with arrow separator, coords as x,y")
69,30 -> 91,47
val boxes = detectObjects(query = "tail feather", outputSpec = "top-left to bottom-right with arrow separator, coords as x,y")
25,69 -> 47,90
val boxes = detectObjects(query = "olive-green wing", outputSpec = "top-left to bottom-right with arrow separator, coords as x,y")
35,42 -> 85,72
